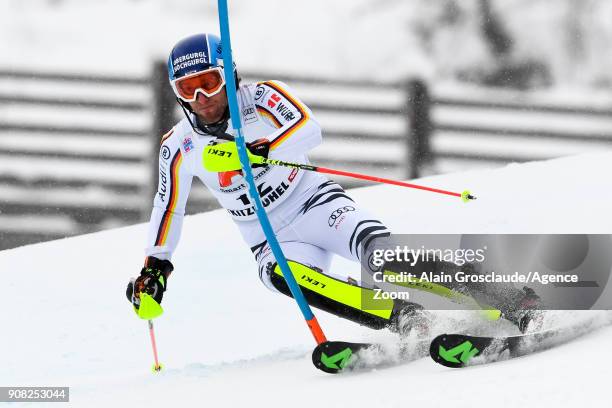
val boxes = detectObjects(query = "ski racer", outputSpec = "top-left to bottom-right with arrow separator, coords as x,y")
126,33 -> 542,336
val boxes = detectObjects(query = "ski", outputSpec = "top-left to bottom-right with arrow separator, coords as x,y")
312,339 -> 429,374
430,318 -> 603,368
314,316 -> 608,373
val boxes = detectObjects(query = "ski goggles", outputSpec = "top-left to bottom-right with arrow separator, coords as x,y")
170,67 -> 226,102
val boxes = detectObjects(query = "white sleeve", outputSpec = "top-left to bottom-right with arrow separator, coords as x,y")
144,131 -> 193,261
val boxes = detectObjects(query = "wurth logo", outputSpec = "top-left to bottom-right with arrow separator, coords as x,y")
267,94 -> 281,109
276,102 -> 296,121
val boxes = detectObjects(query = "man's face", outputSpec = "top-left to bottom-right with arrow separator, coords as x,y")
188,87 -> 228,124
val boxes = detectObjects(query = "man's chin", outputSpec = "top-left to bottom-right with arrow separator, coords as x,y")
196,108 -> 214,118
196,111 -> 223,124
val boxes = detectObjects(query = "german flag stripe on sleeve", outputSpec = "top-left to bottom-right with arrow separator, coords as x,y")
154,150 -> 183,246
262,81 -> 309,150
160,129 -> 174,145
256,106 -> 282,128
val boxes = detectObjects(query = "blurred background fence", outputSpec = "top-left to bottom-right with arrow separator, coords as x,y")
1,62 -> 612,250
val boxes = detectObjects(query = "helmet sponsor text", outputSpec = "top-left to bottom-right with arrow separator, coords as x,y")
173,52 -> 208,74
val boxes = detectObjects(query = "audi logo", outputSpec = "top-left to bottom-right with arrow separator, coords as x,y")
328,206 -> 355,227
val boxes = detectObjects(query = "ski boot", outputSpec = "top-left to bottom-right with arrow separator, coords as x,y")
509,286 -> 545,333
389,301 -> 432,339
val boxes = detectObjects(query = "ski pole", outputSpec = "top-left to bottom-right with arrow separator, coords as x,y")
218,0 -> 327,344
203,143 -> 476,202
148,320 -> 163,372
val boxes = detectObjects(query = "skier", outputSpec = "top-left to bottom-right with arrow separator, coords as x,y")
126,33 -> 541,336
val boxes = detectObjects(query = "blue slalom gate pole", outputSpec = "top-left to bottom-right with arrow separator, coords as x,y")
217,0 -> 327,344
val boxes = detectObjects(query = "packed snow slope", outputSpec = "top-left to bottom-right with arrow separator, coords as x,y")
1,153 -> 612,408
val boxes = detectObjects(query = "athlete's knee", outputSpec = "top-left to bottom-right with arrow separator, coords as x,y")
258,260 -> 281,293
349,219 -> 391,263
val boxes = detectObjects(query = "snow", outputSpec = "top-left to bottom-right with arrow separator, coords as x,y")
1,153 -> 611,407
